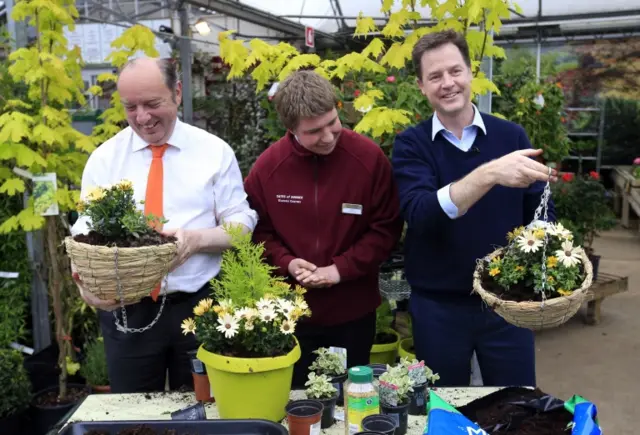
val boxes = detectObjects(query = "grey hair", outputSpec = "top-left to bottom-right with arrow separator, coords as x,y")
119,57 -> 179,102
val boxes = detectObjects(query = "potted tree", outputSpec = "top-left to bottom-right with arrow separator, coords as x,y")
183,224 -> 312,422
370,301 -> 400,365
0,349 -> 31,433
379,363 -> 413,435
551,171 -> 617,280
80,337 -> 110,393
399,357 -> 440,416
308,347 -> 347,405
304,372 -> 338,429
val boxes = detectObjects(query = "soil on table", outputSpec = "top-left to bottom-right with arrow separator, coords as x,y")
457,387 -> 573,434
33,386 -> 89,407
375,332 -> 397,345
74,231 -> 176,248
480,266 -> 585,302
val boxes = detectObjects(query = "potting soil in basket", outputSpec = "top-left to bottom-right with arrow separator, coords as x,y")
424,388 -> 601,435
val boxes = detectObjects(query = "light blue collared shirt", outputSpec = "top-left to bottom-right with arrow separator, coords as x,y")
433,105 -> 487,219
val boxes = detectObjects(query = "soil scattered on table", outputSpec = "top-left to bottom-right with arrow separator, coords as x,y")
74,231 -> 176,248
458,387 -> 573,434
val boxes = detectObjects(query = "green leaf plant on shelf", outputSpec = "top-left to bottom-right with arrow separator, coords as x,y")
308,347 -> 346,379
216,0 -> 518,155
181,224 -> 313,422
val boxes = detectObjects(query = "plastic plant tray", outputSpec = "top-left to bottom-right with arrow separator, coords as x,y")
58,419 -> 289,435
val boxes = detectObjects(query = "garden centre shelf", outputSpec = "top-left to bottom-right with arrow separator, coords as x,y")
563,103 -> 606,173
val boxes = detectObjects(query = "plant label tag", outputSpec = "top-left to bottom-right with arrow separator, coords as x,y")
32,172 -> 59,216
0,271 -> 19,279
309,421 -> 321,435
342,203 -> 362,215
329,346 -> 347,369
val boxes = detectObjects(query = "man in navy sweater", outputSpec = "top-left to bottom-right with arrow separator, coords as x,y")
392,30 -> 557,387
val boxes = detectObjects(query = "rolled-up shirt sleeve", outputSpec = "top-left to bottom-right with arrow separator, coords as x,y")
213,144 -> 258,231
436,183 -> 466,219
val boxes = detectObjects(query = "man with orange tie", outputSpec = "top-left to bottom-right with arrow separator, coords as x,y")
70,57 -> 257,393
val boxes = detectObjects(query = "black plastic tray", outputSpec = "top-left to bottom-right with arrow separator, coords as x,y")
57,419 -> 289,435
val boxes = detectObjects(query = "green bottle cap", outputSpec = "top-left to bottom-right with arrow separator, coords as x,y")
348,366 -> 373,383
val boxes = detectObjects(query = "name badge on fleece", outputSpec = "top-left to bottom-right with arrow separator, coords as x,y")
342,203 -> 362,215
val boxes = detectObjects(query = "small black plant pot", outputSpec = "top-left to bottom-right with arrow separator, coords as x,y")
588,253 -> 601,280
30,383 -> 89,435
380,401 -> 410,435
315,394 -> 338,428
361,414 -> 397,435
330,372 -> 348,406
408,383 -> 427,415
367,363 -> 388,379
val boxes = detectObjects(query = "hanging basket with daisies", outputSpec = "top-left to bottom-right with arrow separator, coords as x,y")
472,181 -> 593,331
181,224 -> 311,422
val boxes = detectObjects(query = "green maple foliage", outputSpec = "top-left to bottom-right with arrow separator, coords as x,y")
217,0 -> 517,141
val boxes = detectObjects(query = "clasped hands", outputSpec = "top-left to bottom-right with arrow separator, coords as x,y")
288,258 -> 341,289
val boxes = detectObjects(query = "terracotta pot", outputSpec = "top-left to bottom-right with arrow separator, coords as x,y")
285,400 -> 323,435
91,385 -> 111,394
192,372 -> 214,403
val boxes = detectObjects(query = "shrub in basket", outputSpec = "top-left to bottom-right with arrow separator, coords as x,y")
304,372 -> 338,429
64,180 -> 177,305
379,363 -> 413,435
473,221 -> 593,330
369,301 -> 399,365
182,224 -> 311,422
308,347 -> 347,405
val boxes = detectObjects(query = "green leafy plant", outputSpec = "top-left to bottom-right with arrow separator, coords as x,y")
79,337 -> 109,387
485,222 -> 586,299
551,172 -> 617,253
305,372 -> 338,400
511,81 -> 570,163
0,349 -> 31,418
77,180 -> 165,241
308,347 -> 346,377
399,357 -> 440,386
181,225 -> 312,358
379,363 -> 413,407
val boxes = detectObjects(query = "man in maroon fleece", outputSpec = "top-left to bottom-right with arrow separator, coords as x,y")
244,70 -> 403,387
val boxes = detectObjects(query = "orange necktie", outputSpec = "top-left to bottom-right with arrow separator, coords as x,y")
145,144 -> 169,301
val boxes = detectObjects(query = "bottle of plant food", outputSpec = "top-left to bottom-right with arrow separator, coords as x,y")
344,366 -> 379,435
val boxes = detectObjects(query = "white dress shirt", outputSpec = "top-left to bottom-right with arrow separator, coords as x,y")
433,104 -> 487,219
71,119 -> 258,293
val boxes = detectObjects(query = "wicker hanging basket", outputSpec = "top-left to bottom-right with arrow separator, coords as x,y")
472,246 -> 593,331
64,236 -> 178,304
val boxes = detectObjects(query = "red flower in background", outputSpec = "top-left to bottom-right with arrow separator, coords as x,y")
354,89 -> 361,97
589,171 -> 600,180
561,173 -> 574,182
386,76 -> 396,83
633,157 -> 640,165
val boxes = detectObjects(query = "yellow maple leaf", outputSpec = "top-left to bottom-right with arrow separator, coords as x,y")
0,215 -> 20,234
354,13 -> 378,37
0,178 -> 26,195
87,85 -> 103,96
354,107 -> 412,138
0,112 -> 35,144
12,143 -> 47,168
362,38 -> 386,59
353,90 -> 384,113
278,54 -> 321,81
97,72 -> 117,83
472,73 -> 500,97
18,206 -> 45,231
34,124 -> 58,146
380,0 -> 394,13
380,42 -> 412,69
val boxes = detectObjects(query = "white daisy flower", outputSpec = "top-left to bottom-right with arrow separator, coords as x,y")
218,299 -> 234,312
280,320 -> 296,335
216,313 -> 239,338
277,299 -> 295,318
555,241 -> 582,268
549,222 -> 572,239
256,297 -> 275,311
517,230 -> 543,253
259,307 -> 277,322
244,320 -> 254,331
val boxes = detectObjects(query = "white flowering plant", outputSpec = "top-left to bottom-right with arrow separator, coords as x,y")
484,221 -> 586,300
181,225 -> 312,358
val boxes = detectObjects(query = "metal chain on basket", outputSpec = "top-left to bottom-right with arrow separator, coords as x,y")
111,248 -> 168,334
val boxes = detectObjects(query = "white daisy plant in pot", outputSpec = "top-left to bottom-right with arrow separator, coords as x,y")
481,221 -> 587,301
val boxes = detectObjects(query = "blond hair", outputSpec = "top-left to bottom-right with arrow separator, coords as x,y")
273,70 -> 338,131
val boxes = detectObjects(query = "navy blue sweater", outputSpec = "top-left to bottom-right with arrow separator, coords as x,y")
391,113 -> 556,296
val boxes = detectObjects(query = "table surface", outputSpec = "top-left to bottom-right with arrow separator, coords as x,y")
61,387 -> 503,435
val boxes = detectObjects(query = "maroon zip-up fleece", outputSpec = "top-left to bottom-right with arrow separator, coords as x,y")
244,129 -> 403,326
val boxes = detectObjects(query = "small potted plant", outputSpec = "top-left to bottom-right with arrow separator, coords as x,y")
399,357 -> 440,416
65,180 -> 177,312
378,364 -> 413,435
0,349 -> 31,433
183,224 -> 312,422
304,372 -> 338,429
369,301 -> 400,365
79,337 -> 110,393
308,347 -> 346,405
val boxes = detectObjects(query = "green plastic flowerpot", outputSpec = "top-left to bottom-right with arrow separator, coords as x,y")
196,339 -> 301,422
369,329 -> 400,365
398,337 -> 415,361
